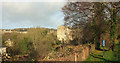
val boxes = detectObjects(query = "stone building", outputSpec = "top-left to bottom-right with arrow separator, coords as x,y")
0,47 -> 7,55
57,25 -> 73,44
5,39 -> 13,47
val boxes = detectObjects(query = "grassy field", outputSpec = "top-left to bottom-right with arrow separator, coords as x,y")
87,41 -> 120,61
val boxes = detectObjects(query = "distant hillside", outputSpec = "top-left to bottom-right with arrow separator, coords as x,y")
2,27 -> 57,59
2,27 -> 56,34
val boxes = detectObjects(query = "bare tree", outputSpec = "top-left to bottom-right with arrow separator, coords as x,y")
62,2 -> 94,44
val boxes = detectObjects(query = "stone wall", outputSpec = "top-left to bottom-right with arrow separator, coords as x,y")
46,46 -> 89,61
77,46 -> 89,61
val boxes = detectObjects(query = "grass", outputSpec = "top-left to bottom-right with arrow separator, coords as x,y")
86,42 -> 120,61
115,41 -> 120,44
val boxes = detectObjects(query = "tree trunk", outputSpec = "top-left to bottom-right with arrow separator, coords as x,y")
110,8 -> 117,51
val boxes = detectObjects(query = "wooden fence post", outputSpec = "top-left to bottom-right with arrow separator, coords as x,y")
75,53 -> 77,63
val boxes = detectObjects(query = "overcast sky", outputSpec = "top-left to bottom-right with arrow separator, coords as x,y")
2,1 -> 66,29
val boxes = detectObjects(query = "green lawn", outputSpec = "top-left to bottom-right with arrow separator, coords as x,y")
87,42 -> 120,61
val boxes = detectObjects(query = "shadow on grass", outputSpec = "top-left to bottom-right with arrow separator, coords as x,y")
90,54 -> 111,61
97,48 -> 109,51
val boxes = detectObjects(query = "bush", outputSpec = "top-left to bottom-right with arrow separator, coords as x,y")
18,37 -> 29,55
57,41 -> 62,45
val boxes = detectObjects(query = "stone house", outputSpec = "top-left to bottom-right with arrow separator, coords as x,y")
5,39 -> 13,47
0,47 -> 7,55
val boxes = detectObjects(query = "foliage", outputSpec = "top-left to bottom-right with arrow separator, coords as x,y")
25,28 -> 57,58
62,1 -> 120,51
2,28 -> 57,59
18,37 -> 29,55
57,41 -> 62,45
108,2 -> 120,51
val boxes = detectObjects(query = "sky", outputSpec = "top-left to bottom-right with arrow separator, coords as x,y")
2,1 -> 66,29
2,0 -> 119,29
